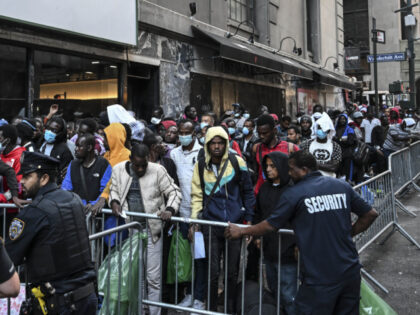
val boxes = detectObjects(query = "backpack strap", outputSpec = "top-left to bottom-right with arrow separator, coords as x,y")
198,157 -> 206,194
228,153 -> 240,182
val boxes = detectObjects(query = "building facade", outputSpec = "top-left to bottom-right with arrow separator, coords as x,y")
0,0 -> 353,121
344,0 -> 420,107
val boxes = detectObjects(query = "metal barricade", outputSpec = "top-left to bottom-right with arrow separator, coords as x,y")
94,209 -> 296,315
353,170 -> 420,293
388,141 -> 420,217
409,141 -> 420,190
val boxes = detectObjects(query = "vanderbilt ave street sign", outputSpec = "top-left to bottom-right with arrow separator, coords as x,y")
367,52 -> 406,63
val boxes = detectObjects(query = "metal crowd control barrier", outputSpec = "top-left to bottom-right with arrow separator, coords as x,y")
93,209 -> 297,315
353,170 -> 420,293
388,140 -> 420,217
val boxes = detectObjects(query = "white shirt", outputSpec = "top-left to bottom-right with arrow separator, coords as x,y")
309,140 -> 336,178
170,140 -> 202,218
361,118 -> 381,143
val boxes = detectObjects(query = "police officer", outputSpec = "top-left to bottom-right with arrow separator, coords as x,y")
225,150 -> 378,314
5,152 -> 97,314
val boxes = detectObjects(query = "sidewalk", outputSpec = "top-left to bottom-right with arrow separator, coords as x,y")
359,188 -> 420,314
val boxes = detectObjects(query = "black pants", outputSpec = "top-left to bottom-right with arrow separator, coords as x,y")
294,275 -> 361,315
202,225 -> 241,313
57,292 -> 97,315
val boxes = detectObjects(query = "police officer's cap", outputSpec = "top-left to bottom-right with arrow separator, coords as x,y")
18,152 -> 60,175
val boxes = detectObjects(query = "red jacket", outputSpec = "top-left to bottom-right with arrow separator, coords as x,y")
1,146 -> 26,211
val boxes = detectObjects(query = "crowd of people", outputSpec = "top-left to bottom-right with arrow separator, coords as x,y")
0,101 -> 418,314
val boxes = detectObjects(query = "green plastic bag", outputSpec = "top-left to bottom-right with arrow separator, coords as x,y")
167,230 -> 192,284
98,232 -> 146,315
360,278 -> 397,315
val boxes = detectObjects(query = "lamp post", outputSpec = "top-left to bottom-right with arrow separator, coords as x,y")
226,20 -> 255,44
395,0 -> 419,110
275,36 -> 302,55
322,56 -> 339,70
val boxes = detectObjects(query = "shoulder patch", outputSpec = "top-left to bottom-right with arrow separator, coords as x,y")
9,218 -> 25,241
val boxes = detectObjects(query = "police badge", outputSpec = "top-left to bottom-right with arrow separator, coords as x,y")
9,218 -> 25,240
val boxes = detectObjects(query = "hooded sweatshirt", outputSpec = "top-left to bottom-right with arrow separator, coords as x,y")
255,152 -> 296,263
389,107 -> 402,125
190,126 -> 255,222
101,123 -> 131,200
103,123 -> 131,167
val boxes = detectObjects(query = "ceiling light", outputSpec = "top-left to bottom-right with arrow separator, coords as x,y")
91,61 -> 100,64
85,71 -> 93,74
110,65 -> 117,69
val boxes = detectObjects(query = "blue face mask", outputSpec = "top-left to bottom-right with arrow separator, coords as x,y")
44,130 -> 57,143
316,129 -> 328,140
179,134 -> 193,147
242,127 -> 250,136
243,113 -> 250,119
200,122 -> 208,129
199,137 -> 205,144
234,113 -> 240,118
228,127 -> 236,135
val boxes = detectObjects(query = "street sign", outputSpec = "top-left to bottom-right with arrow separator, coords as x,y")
367,52 -> 406,63
372,29 -> 386,44
376,30 -> 386,44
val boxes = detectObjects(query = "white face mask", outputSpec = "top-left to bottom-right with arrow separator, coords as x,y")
151,117 -> 161,125
16,137 -> 22,145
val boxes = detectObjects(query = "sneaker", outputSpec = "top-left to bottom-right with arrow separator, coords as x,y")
177,294 -> 193,308
190,299 -> 205,315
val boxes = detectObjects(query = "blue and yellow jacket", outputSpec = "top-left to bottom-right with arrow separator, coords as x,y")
190,126 -> 255,223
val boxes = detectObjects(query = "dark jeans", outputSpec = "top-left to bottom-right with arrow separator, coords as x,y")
179,222 -> 206,302
294,275 -> 361,315
265,260 -> 297,315
58,292 -> 97,315
202,225 -> 241,313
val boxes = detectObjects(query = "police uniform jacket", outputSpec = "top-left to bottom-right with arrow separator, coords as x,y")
5,182 -> 95,293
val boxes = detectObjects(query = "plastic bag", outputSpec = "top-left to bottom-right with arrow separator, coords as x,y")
167,230 -> 192,284
98,232 -> 146,315
359,278 -> 397,315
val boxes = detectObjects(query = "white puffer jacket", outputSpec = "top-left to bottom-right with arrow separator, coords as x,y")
109,161 -> 181,242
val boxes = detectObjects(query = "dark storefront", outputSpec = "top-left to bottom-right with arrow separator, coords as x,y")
0,41 -> 160,122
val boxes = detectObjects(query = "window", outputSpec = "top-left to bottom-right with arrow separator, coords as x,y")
34,51 -> 118,119
228,0 -> 254,23
306,0 -> 320,63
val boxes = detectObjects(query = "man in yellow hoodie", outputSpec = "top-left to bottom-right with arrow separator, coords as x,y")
190,126 -> 255,313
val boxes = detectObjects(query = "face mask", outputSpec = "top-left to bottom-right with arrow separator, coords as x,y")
234,113 -> 240,118
316,129 -> 327,140
151,117 -> 161,125
199,137 -> 205,144
44,130 -> 57,143
179,134 -> 193,147
200,122 -> 208,129
242,127 -> 250,136
243,113 -> 250,119
228,127 -> 236,135
16,137 -> 22,145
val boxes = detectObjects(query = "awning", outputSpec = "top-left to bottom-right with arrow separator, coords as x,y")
304,64 -> 356,90
191,26 -> 313,80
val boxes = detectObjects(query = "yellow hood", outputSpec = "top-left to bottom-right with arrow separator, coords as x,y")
103,123 -> 131,166
204,126 -> 230,166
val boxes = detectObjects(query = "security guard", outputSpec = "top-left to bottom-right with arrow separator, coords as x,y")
225,150 -> 378,314
5,152 -> 97,314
